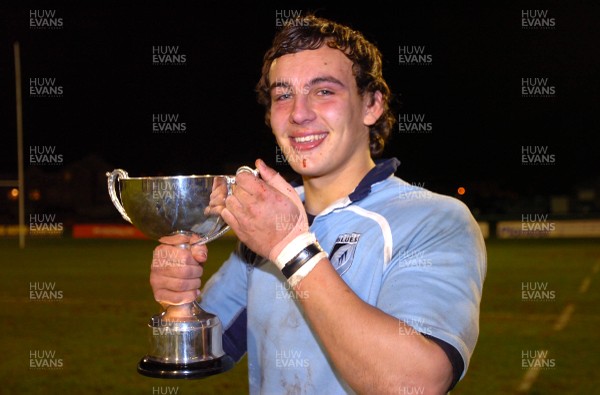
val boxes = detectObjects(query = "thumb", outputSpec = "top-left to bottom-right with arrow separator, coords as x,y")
255,158 -> 279,183
255,158 -> 302,205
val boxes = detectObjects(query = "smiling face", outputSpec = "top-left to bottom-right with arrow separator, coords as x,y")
268,45 -> 383,182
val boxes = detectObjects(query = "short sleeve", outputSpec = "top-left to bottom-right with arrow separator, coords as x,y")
376,197 -> 487,380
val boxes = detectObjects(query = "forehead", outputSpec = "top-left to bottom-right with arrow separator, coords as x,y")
269,45 -> 354,83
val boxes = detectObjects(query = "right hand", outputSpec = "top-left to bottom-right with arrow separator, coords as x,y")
149,234 -> 208,307
219,159 -> 308,265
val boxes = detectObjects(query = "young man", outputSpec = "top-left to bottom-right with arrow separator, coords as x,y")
150,15 -> 486,394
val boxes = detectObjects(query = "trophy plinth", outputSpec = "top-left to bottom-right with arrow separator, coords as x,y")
106,166 -> 256,379
137,301 -> 234,379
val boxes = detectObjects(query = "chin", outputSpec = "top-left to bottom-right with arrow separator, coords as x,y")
289,163 -> 322,179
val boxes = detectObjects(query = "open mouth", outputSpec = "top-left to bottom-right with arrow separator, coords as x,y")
290,133 -> 328,151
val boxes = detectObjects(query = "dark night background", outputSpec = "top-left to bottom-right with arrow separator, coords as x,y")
1,1 -> 599,223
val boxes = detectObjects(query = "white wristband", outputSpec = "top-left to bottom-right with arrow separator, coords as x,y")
274,232 -> 316,270
287,251 -> 328,288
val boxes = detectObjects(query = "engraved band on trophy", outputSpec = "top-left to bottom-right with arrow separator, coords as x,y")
106,166 -> 257,379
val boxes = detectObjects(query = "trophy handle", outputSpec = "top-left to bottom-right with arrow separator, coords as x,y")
235,165 -> 258,178
106,169 -> 133,224
190,166 -> 258,246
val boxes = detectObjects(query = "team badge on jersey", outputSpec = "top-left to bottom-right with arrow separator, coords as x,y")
329,233 -> 361,276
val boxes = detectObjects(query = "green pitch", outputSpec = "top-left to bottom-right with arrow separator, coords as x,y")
1,238 -> 598,394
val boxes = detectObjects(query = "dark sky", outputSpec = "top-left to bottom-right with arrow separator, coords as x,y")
1,1 -> 599,198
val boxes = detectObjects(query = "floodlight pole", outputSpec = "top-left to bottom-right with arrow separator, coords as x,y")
14,41 -> 25,249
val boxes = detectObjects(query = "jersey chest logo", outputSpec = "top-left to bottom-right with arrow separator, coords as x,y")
329,232 -> 361,276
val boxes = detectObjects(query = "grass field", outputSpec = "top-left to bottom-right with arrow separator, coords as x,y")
0,237 -> 598,394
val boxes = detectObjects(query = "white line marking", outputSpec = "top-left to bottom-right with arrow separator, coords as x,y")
517,355 -> 544,393
553,303 -> 575,332
579,276 -> 591,294
516,260 -> 599,392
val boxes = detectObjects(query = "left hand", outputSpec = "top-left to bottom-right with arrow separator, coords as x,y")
220,159 -> 308,260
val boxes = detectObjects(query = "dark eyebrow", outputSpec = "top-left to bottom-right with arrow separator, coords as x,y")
270,80 -> 291,91
269,75 -> 346,93
309,76 -> 346,88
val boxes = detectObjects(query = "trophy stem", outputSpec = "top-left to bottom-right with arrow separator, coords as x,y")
137,301 -> 234,379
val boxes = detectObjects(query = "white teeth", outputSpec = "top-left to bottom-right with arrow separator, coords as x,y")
293,134 -> 326,143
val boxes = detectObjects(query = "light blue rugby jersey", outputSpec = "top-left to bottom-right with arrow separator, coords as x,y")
200,158 -> 487,394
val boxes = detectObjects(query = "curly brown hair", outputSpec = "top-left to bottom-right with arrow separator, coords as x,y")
256,14 -> 396,157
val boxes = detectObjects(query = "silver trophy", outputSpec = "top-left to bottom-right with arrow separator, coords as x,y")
106,166 -> 256,379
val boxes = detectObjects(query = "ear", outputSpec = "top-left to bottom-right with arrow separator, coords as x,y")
363,91 -> 384,126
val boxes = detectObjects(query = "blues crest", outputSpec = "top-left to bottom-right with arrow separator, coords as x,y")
329,233 -> 361,276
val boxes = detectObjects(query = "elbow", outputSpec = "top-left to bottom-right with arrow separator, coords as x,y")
390,343 -> 454,395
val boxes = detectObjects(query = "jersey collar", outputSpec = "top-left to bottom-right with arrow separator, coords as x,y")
348,157 -> 401,202
292,157 -> 401,221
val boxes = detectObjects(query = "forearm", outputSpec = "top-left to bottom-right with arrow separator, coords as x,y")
295,258 -> 452,395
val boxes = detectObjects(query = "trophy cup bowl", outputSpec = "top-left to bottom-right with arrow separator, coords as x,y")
106,166 -> 256,379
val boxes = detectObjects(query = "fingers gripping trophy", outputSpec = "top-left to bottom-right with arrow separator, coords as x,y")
106,166 -> 258,379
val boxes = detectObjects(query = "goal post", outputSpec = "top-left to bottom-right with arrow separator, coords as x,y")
1,41 -> 26,248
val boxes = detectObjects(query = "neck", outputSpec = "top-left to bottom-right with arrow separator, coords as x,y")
302,156 -> 375,215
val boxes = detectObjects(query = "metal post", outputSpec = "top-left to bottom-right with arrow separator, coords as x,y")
14,41 -> 25,248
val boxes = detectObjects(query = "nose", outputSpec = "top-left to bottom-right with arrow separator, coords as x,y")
289,93 -> 316,125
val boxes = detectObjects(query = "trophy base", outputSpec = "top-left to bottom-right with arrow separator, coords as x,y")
137,355 -> 234,379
